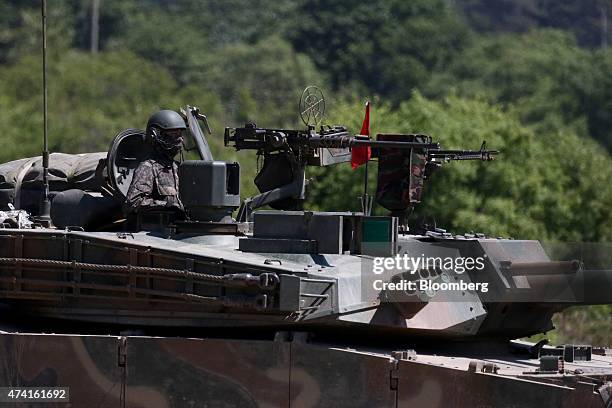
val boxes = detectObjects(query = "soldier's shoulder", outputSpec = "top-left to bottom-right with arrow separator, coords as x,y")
136,159 -> 157,169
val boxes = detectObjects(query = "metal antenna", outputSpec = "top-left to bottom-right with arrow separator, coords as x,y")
38,0 -> 52,225
90,0 -> 100,53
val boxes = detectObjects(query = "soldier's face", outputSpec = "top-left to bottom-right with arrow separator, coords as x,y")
163,129 -> 184,147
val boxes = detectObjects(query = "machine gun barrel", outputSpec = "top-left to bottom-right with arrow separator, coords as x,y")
428,141 -> 499,161
429,149 -> 499,161
307,135 -> 440,150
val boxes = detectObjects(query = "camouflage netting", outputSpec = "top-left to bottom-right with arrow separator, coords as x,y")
0,152 -> 107,213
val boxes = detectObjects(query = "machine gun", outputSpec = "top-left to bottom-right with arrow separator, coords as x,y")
224,123 -> 498,222
225,124 -> 496,163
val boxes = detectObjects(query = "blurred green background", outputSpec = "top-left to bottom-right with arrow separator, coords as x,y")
1,0 -> 611,345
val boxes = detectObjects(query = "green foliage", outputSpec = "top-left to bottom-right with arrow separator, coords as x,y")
104,7 -> 210,84
427,29 -> 612,151
68,0 -> 300,86
199,36 -> 325,128
553,306 -> 612,346
177,0 -> 297,46
0,1 -> 75,62
289,0 -> 471,101
456,0 -> 611,47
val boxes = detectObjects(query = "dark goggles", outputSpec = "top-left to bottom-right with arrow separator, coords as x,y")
155,128 -> 184,153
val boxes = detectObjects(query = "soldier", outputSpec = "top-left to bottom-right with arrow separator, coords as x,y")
124,110 -> 186,215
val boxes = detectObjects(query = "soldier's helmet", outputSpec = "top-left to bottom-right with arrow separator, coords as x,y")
146,110 -> 186,158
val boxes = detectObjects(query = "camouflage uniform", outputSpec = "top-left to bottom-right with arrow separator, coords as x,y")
125,154 -> 183,213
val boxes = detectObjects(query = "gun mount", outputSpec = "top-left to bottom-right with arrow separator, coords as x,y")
224,123 -> 498,222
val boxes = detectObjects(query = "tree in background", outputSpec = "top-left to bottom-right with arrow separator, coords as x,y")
456,0 -> 612,48
288,0 -> 471,102
200,36 -> 323,128
426,29 -> 612,151
0,0 -> 75,62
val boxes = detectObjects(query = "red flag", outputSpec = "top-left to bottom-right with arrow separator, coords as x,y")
351,101 -> 371,169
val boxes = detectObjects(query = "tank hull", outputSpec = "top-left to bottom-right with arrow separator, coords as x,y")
0,226 -> 610,340
0,330 -> 610,407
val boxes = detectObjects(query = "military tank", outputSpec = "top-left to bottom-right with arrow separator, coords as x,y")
0,90 -> 611,407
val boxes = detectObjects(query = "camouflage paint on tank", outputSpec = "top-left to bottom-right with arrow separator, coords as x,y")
0,332 -> 611,407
